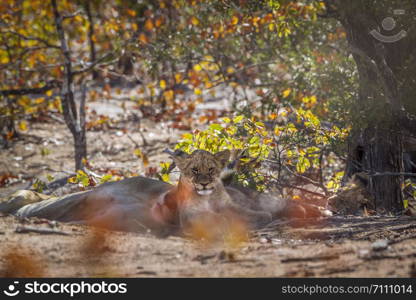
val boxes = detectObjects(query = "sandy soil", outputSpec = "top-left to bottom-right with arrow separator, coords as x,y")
0,214 -> 415,277
1,101 -> 416,278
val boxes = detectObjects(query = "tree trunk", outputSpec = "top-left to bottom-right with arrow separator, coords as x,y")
52,0 -> 87,171
327,0 -> 416,213
74,130 -> 87,171
84,0 -> 98,81
345,126 -> 404,212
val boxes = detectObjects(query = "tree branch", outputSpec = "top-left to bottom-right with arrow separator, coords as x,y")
71,52 -> 115,76
3,30 -> 60,49
0,80 -> 61,97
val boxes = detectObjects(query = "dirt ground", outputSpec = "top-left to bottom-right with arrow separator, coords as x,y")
1,102 -> 416,278
0,214 -> 415,277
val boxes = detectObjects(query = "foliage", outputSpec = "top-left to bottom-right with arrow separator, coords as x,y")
67,168 -> 124,188
1,1 -> 363,200
174,114 -> 272,190
167,104 -> 349,194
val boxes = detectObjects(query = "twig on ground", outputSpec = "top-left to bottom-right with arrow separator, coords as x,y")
15,225 -> 71,236
281,254 -> 340,263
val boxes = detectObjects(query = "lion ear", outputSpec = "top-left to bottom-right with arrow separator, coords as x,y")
171,150 -> 190,170
215,150 -> 231,168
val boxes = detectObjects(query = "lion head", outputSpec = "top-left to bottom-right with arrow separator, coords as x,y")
172,149 -> 230,196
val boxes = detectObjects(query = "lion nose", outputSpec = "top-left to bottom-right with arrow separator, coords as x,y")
200,182 -> 209,188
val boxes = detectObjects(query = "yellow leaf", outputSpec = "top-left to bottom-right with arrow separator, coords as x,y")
233,115 -> 244,123
68,176 -> 77,183
226,67 -> 235,74
161,173 -> 170,183
174,73 -> 182,83
194,88 -> 202,95
133,148 -> 142,157
193,64 -> 202,72
163,89 -> 175,102
274,126 -> 281,136
326,180 -> 334,189
19,120 -> 28,131
282,88 -> 291,98
34,97 -> 45,104
74,15 -> 84,23
231,16 -> 239,25
160,80 -> 167,89
0,56 -> 9,64
190,16 -> 199,26
46,90 -> 53,97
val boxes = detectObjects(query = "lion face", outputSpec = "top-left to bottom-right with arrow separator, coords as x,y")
173,150 -> 230,196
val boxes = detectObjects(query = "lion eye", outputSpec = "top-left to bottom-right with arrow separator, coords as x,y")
208,167 -> 214,174
192,168 -> 199,175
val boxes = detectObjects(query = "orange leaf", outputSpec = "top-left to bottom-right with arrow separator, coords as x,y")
19,120 -> 28,131
282,88 -> 291,98
139,33 -> 149,44
144,19 -> 154,31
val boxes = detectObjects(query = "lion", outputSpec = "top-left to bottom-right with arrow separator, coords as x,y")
0,149 -> 329,236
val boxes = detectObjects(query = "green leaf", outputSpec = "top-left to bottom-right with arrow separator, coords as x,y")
100,174 -> 113,183
182,133 -> 193,140
81,177 -> 90,187
77,170 -> 88,177
209,123 -> 223,131
233,115 -> 244,123
161,173 -> 170,183
296,156 -> 310,174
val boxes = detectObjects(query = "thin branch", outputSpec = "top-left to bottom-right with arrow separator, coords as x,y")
3,30 -> 60,49
62,10 -> 83,20
281,184 -> 327,198
79,83 -> 87,129
0,80 -> 61,96
16,225 -> 71,236
71,53 -> 115,76
369,172 -> 416,177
